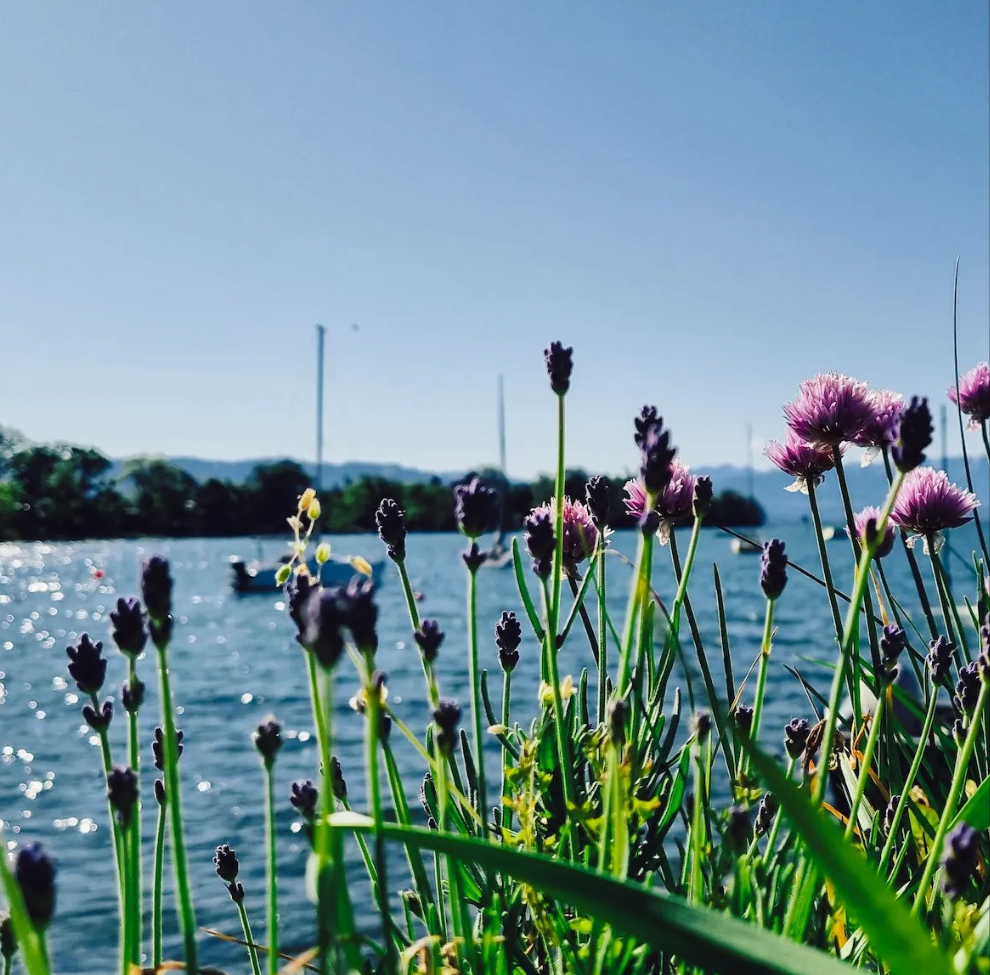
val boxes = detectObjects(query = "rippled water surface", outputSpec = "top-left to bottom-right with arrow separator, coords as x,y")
0,524 -> 979,972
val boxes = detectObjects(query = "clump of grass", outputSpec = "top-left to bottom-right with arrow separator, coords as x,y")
1,336 -> 987,975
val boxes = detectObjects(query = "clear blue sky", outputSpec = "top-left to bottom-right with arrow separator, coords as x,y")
2,2 -> 987,480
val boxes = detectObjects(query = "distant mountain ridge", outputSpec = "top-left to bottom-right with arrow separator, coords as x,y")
111,454 -> 988,525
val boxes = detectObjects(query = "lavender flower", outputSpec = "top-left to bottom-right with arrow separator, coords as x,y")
495,611 -> 522,673
66,634 -> 107,695
760,539 -> 788,601
82,699 -> 113,732
640,422 -> 676,495
852,389 -> 904,465
375,498 -> 407,562
433,698 -> 461,756
948,362 -> 990,430
754,793 -> 777,837
784,718 -> 810,759
849,506 -> 896,559
891,396 -> 933,473
585,475 -> 611,527
109,597 -> 147,656
15,842 -> 56,930
941,822 -> 979,900
524,510 -> 555,579
107,766 -> 139,827
453,476 -> 499,539
764,434 -> 836,493
214,844 -> 244,903
413,619 -> 444,662
693,476 -> 713,519
254,719 -> 283,767
529,497 -> 598,572
141,555 -> 173,622
732,704 -> 754,737
0,913 -> 15,961
926,634 -> 954,685
293,577 -> 380,667
953,663 -> 981,715
623,462 -> 696,544
889,467 -> 980,553
545,341 -> 574,395
783,372 -> 873,448
330,756 -> 347,801
290,780 -> 318,820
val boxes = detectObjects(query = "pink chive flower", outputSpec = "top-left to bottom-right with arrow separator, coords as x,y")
529,497 -> 598,570
948,362 -> 990,431
764,434 -> 836,494
783,372 -> 873,448
849,506 -> 897,559
890,467 -> 981,554
853,389 -> 904,466
623,462 -> 696,544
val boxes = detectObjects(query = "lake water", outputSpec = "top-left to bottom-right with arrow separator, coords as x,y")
0,522 -> 981,972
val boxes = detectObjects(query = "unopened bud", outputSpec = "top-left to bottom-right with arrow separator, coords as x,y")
315,542 -> 331,565
299,488 -> 317,511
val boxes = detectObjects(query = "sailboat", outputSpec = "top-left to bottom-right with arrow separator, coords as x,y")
229,324 -> 383,593
731,423 -> 763,554
482,374 -> 514,568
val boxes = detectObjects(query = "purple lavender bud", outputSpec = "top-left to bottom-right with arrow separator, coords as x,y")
760,539 -> 788,601
152,726 -> 184,771
290,780 -> 318,820
66,634 -> 107,695
784,718 -> 810,759
754,793 -> 777,837
927,635 -> 954,685
634,406 -> 661,448
375,498 -> 407,562
330,756 -> 347,801
462,541 -> 487,572
296,586 -> 346,668
725,806 -> 752,851
544,341 -> 573,395
433,698 -> 461,756
109,597 -> 147,656
214,843 -> 239,883
953,663 -> 981,715
640,509 -> 661,536
107,766 -> 139,827
0,913 -> 15,961
15,842 -> 56,930
495,611 -> 522,673
524,510 -> 556,579
880,625 -> 907,662
891,396 -> 933,473
941,822 -> 979,900
640,426 -> 676,495
342,576 -> 379,652
149,615 -> 172,649
121,679 -> 145,714
254,719 -> 283,767
952,717 -> 966,746
977,648 -> 990,684
285,570 -> 316,630
585,475 -> 611,527
154,779 -> 166,805
82,699 -> 113,732
414,619 -> 444,663
693,476 -> 714,519
850,507 -> 897,559
141,555 -> 173,621
733,704 -> 754,738
453,476 -> 499,539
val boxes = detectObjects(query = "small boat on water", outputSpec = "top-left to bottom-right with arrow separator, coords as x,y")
730,536 -> 763,555
229,552 -> 383,593
229,323 -> 381,594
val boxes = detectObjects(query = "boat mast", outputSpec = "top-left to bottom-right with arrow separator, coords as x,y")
746,422 -> 754,501
315,323 -> 325,495
498,374 -> 507,477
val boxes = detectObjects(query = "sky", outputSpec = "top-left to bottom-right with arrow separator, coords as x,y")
1,2 -> 988,481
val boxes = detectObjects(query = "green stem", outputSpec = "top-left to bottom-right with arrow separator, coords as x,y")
813,471 -> 904,808
466,566 -> 489,835
236,898 -> 263,975
930,548 -> 969,656
749,599 -> 776,743
264,763 -> 278,975
596,537 -> 608,725
843,687 -> 886,841
806,480 -> 845,645
364,656 -> 395,969
878,688 -> 940,877
910,681 -> 988,917
126,661 -> 141,969
88,693 -> 128,975
152,793 -> 166,969
155,640 -> 198,973
501,671 -> 512,832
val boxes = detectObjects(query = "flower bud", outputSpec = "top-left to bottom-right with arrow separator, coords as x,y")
107,766 -> 139,827
290,780 -> 318,820
495,611 -> 522,673
275,563 -> 292,586
254,719 -> 283,767
433,698 -> 462,756
299,488 -> 316,511
109,597 -> 147,656
760,539 -> 788,601
15,842 -> 56,931
414,619 -> 444,663
307,499 -> 322,522
544,341 -> 574,396
66,634 -> 107,695
315,542 -> 331,565
783,718 -> 810,759
892,396 -> 933,473
375,498 -> 408,562
141,555 -> 173,621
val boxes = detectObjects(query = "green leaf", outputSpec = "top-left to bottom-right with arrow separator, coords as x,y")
0,838 -> 50,975
949,775 -> 990,833
742,741 -> 954,975
331,812 -> 856,975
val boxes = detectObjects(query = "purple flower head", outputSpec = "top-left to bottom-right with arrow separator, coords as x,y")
529,497 -> 599,572
891,396 -> 933,473
15,842 -> 56,931
524,510 -> 555,579
783,372 -> 873,448
849,506 -> 896,559
764,434 -> 836,494
853,389 -> 904,465
545,341 -> 574,396
948,362 -> 990,431
453,476 -> 499,539
890,467 -> 980,553
109,597 -> 147,657
760,539 -> 788,601
623,462 -> 696,544
941,822 -> 979,900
